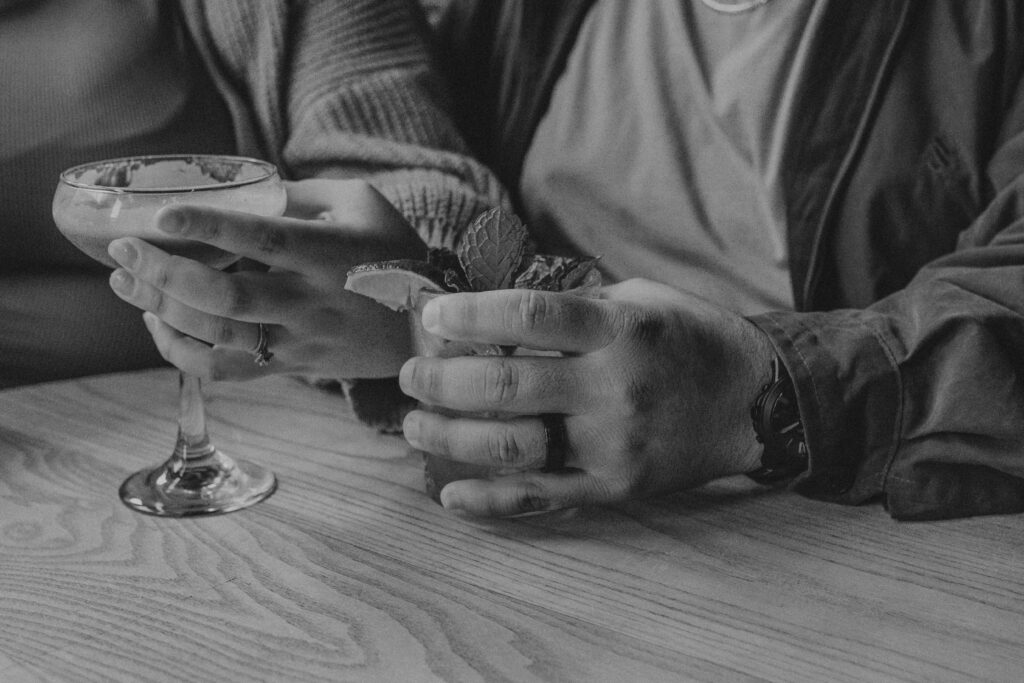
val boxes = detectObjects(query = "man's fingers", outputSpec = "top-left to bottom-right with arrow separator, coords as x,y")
421,289 -> 618,353
400,355 -> 596,414
438,471 -> 603,517
403,410 -> 549,471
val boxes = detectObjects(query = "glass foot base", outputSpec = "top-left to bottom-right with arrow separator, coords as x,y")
119,448 -> 277,517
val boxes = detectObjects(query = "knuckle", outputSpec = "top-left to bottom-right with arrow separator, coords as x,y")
514,289 -> 550,332
434,421 -> 455,457
602,304 -> 630,342
511,481 -> 552,513
254,225 -> 287,255
149,289 -> 169,316
483,359 -> 519,406
486,426 -> 523,468
222,283 -> 254,318
408,359 -> 441,397
181,208 -> 218,241
214,320 -> 237,346
150,258 -> 175,290
623,309 -> 667,347
621,375 -> 656,417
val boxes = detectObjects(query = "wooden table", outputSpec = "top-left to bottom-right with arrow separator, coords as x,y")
0,369 -> 1020,682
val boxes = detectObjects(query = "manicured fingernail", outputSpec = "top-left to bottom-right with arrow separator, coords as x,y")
107,239 -> 137,268
422,299 -> 441,334
109,269 -> 134,294
402,412 -> 422,447
158,208 -> 185,233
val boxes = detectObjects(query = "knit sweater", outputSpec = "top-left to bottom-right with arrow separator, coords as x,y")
179,0 -> 507,429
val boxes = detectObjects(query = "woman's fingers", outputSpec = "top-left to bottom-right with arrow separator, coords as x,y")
403,410 -> 550,471
400,355 -> 597,415
111,269 -> 278,351
108,237 -> 306,323
154,180 -> 425,271
154,205 -> 361,271
143,313 -> 266,381
421,289 -> 619,353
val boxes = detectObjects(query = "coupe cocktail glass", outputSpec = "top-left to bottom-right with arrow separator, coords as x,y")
53,154 -> 286,516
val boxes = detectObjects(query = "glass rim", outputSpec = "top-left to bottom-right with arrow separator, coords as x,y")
58,154 -> 280,195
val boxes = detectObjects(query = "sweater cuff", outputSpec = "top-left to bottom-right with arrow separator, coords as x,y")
310,376 -> 415,433
369,167 -> 497,248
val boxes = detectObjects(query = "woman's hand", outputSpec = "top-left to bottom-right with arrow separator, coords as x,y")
107,179 -> 425,380
398,279 -> 777,516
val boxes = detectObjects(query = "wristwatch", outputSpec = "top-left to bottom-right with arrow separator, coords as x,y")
747,356 -> 808,485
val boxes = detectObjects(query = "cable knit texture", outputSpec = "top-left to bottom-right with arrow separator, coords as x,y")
178,0 -> 506,430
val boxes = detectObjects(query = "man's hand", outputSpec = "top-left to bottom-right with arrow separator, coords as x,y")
107,179 -> 426,380
399,279 -> 776,516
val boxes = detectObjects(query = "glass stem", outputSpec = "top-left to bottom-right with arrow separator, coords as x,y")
174,372 -> 216,466
119,369 -> 277,516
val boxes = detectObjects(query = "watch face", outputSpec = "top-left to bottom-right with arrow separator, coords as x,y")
769,392 -> 801,436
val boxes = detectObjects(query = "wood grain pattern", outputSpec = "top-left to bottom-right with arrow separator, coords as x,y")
0,369 -> 1020,682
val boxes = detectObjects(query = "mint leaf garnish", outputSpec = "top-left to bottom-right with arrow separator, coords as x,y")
457,208 -> 532,291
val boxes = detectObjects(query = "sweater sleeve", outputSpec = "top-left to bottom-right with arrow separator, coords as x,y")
179,0 -> 508,431
179,0 -> 506,247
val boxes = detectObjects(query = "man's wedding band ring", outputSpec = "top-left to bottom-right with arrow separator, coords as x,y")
541,413 -> 567,472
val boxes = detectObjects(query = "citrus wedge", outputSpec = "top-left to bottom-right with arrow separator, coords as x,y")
345,259 -> 448,312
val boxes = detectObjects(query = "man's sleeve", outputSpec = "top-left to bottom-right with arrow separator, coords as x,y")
750,93 -> 1024,521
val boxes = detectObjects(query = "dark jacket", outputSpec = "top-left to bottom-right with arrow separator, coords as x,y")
436,0 -> 1024,520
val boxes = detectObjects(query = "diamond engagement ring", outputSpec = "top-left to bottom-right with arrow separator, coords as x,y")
252,322 -> 274,367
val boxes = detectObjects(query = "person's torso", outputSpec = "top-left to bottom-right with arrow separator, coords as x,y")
520,0 -> 824,315
441,0 -> 1019,312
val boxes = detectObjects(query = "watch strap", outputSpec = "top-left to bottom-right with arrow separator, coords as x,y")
747,356 -> 808,485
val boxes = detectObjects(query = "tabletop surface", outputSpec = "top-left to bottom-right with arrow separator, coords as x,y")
0,368 -> 1020,683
